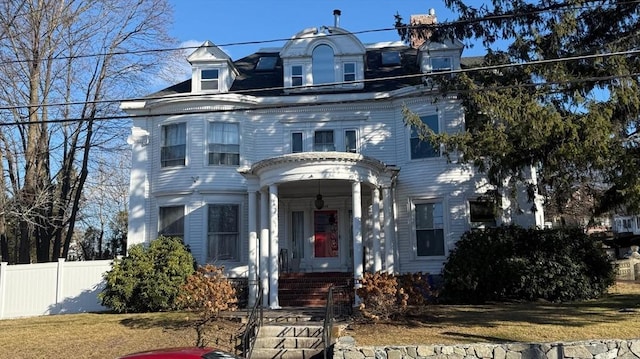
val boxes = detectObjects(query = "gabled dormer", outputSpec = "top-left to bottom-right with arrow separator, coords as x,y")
188,40 -> 238,93
417,38 -> 464,75
279,14 -> 366,93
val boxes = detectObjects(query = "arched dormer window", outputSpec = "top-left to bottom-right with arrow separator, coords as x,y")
312,44 -> 335,85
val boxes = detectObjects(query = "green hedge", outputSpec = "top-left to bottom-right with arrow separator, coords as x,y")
99,236 -> 195,313
441,225 -> 615,303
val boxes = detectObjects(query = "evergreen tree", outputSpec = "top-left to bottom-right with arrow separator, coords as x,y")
398,1 -> 640,216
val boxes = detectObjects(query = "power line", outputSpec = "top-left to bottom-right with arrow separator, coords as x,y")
0,0 -> 637,66
0,47 -> 638,113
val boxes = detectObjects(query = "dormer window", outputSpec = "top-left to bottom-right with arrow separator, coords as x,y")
430,57 -> 452,72
312,44 -> 335,85
201,69 -> 219,91
343,63 -> 355,82
381,51 -> 401,66
291,65 -> 303,86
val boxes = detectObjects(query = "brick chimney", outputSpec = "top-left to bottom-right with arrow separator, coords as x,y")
410,9 -> 437,49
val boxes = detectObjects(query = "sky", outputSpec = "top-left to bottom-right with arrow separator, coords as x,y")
166,0 -> 487,81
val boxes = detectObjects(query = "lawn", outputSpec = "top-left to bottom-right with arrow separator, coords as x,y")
1,281 -> 639,359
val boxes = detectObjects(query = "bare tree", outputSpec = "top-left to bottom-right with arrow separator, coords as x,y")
0,0 -> 175,263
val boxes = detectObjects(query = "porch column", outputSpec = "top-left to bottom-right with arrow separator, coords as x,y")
383,186 -> 395,273
352,181 -> 363,304
247,188 -> 258,307
372,187 -> 382,272
268,184 -> 280,309
260,189 -> 269,307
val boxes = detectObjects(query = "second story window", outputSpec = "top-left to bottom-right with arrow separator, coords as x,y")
430,57 -> 452,72
201,69 -> 219,91
312,44 -> 335,85
314,130 -> 335,151
292,132 -> 303,153
208,122 -> 239,166
410,114 -> 440,159
345,130 -> 357,153
161,123 -> 186,167
343,63 -> 355,82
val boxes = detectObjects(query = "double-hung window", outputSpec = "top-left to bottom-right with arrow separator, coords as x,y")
291,132 -> 303,153
343,63 -> 355,82
161,123 -> 186,167
208,204 -> 239,261
344,130 -> 357,153
415,202 -> 445,257
201,69 -> 219,91
410,114 -> 440,159
314,130 -> 335,151
291,65 -> 303,86
208,122 -> 239,166
159,206 -> 184,239
312,44 -> 335,85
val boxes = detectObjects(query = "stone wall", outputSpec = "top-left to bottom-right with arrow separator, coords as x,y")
333,336 -> 640,359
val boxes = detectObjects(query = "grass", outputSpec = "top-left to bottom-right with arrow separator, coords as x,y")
1,281 -> 639,358
345,281 -> 640,346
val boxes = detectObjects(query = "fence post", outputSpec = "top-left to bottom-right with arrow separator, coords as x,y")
0,262 -> 7,319
56,258 -> 65,307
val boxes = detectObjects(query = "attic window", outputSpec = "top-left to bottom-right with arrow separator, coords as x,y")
256,56 -> 277,71
381,51 -> 401,66
201,69 -> 219,91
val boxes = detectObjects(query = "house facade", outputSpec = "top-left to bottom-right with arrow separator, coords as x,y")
121,11 -> 544,308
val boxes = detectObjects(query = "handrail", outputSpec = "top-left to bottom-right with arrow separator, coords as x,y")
323,286 -> 335,359
241,280 -> 263,359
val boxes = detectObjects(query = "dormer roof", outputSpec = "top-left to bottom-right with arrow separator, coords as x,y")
187,40 -> 233,64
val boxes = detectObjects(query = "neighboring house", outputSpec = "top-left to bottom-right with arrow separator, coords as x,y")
121,10 -> 544,308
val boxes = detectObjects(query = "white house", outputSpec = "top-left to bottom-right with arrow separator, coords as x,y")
121,10 -> 544,308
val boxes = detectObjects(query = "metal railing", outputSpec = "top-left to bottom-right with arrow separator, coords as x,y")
241,281 -> 263,359
323,286 -> 335,359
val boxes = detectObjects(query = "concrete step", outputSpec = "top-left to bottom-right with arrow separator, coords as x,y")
259,324 -> 324,338
250,348 -> 324,359
253,336 -> 323,349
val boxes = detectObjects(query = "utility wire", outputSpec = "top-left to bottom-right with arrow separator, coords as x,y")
0,0 -> 637,66
0,47 -> 638,112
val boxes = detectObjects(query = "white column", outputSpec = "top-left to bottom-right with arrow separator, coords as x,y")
247,189 -> 258,307
383,187 -> 395,274
372,187 -> 382,272
260,190 -> 269,307
352,181 -> 363,304
269,184 -> 280,309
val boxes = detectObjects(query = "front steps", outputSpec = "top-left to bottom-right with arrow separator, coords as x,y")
251,322 -> 325,359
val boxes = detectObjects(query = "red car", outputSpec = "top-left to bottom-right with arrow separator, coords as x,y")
119,347 -> 242,359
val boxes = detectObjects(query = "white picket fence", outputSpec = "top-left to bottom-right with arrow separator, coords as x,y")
0,258 -> 112,320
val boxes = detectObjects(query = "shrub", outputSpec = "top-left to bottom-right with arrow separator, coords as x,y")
99,236 -> 195,313
396,272 -> 434,305
441,225 -> 616,304
356,271 -> 408,321
177,264 -> 238,347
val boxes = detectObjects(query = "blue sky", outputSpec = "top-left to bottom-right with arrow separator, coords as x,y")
168,0 -> 486,60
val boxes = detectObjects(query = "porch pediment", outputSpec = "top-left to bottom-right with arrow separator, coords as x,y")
238,152 -> 398,188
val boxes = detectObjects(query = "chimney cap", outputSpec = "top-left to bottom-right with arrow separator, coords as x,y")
333,9 -> 341,15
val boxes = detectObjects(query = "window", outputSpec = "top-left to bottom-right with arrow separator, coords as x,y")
159,206 -> 184,239
381,51 -> 401,66
208,122 -> 239,166
345,130 -> 357,153
343,63 -> 355,82
161,123 -> 186,167
415,202 -> 444,256
201,69 -> 219,91
469,200 -> 497,229
208,204 -> 239,261
292,132 -> 303,153
410,114 -> 439,159
291,65 -> 303,86
312,44 -> 335,85
314,130 -> 335,151
256,56 -> 277,71
430,57 -> 452,72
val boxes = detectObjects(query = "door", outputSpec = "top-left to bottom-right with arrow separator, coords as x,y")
314,210 -> 339,258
